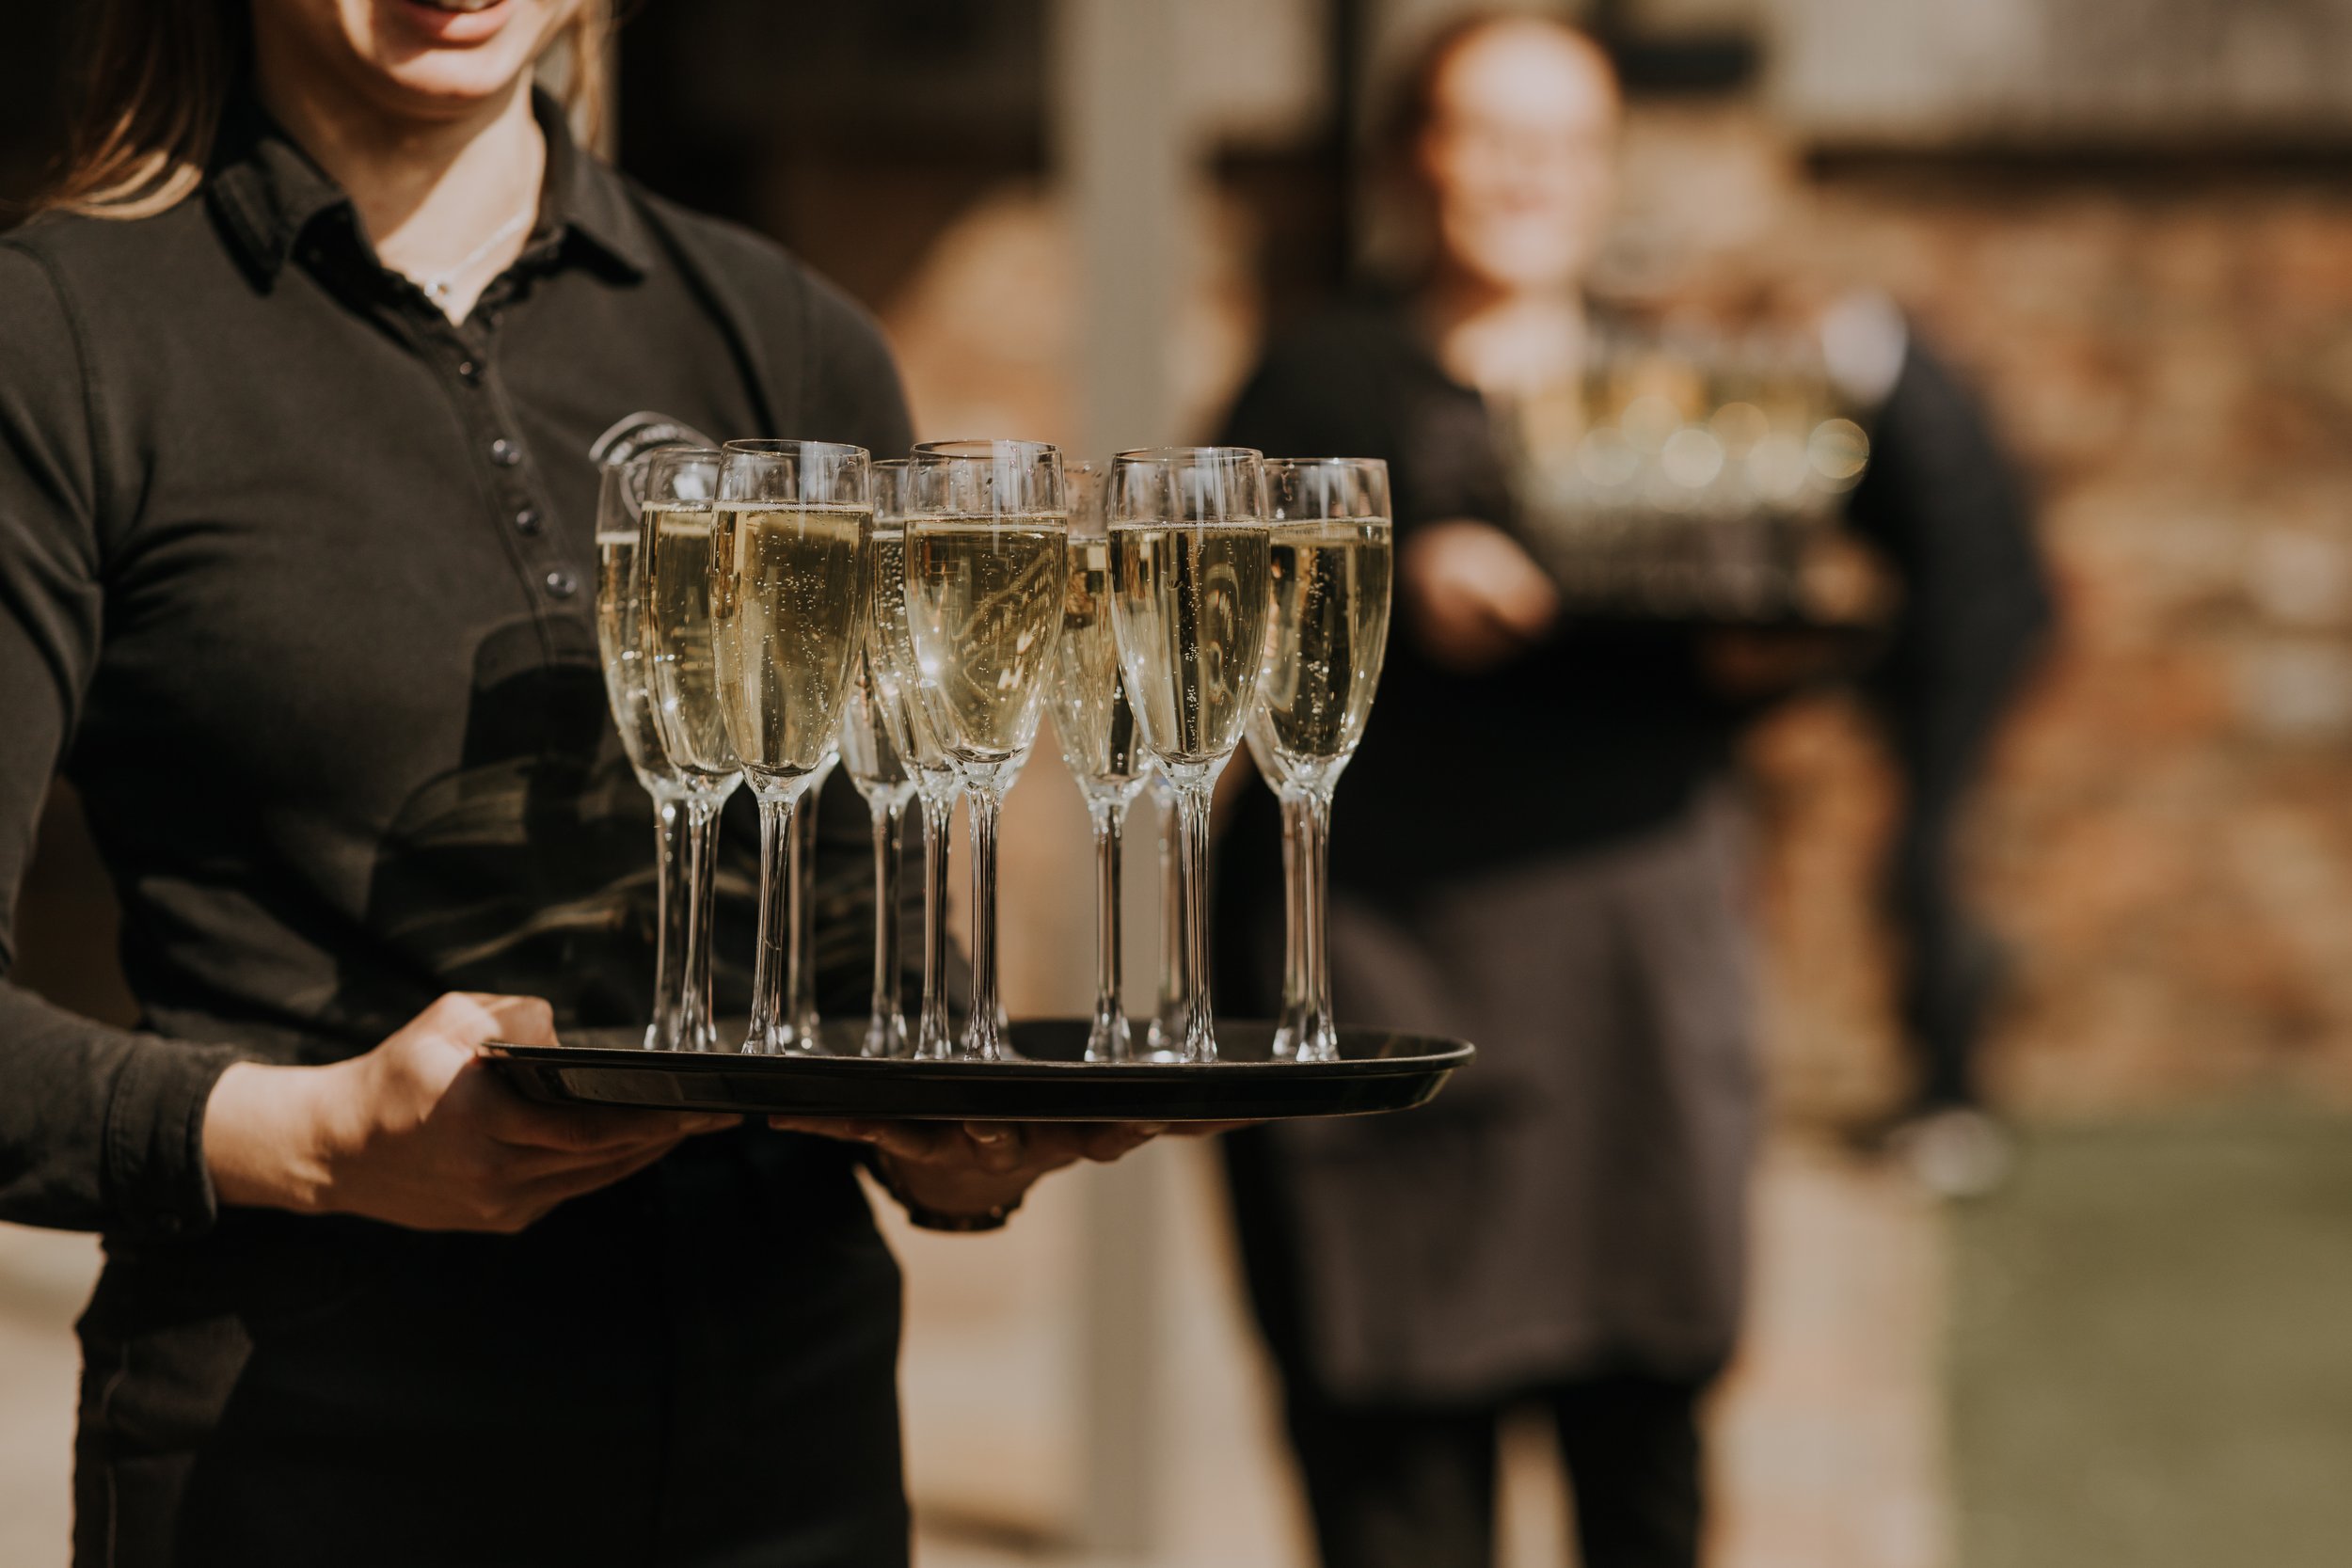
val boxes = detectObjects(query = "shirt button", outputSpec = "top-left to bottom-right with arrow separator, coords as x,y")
513,506 -> 541,535
544,568 -> 578,600
489,438 -> 521,467
457,358 -> 482,383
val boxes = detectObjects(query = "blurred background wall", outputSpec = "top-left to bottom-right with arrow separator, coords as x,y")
5,2 -> 2352,1565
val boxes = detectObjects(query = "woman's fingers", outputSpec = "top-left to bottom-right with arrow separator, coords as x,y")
768,1117 -> 1171,1178
960,1122 -> 1028,1175
474,1070 -> 736,1155
508,1139 -> 684,1221
768,1117 -> 964,1164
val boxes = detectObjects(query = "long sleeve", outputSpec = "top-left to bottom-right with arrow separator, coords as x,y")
1846,333 -> 2055,802
0,240 -> 244,1241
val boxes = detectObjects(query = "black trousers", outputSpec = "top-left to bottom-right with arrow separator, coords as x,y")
72,1129 -> 906,1568
1282,1375 -> 1705,1568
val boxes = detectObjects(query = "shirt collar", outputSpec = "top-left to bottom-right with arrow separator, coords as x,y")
208,87 -> 654,288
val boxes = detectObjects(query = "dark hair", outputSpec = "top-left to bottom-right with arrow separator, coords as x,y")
1375,8 -> 1619,176
40,1 -> 612,217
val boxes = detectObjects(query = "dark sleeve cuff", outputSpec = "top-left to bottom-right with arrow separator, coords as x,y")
102,1036 -> 247,1245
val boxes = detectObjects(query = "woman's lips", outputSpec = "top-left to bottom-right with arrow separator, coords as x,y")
391,0 -> 515,45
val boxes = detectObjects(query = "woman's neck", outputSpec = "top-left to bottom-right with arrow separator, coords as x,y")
1422,266 -> 1587,402
255,47 -> 546,323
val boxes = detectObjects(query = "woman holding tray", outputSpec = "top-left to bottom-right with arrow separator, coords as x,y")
0,3 -> 1152,1563
1215,13 -> 2044,1568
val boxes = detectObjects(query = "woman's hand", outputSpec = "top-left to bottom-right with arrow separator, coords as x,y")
768,1117 -> 1166,1226
1401,518 -> 1561,673
203,993 -> 739,1234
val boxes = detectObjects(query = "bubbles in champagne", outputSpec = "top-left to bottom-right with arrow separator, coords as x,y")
904,518 -> 1068,773
841,649 -> 914,805
707,502 -> 869,788
1256,518 -> 1392,790
1108,522 -> 1272,778
641,503 -> 741,782
864,528 -> 959,802
1052,536 -> 1148,805
596,528 -> 679,787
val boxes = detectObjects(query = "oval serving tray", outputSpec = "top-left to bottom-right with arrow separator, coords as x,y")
484,1019 -> 1470,1123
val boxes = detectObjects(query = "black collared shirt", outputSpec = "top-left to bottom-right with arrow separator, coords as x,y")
0,95 -> 912,1243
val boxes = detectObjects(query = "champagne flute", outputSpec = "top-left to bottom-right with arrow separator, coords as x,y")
710,438 -> 873,1055
1249,458 -> 1393,1063
903,439 -> 1070,1062
1107,447 -> 1272,1065
596,458 -> 693,1051
841,646 -> 914,1057
866,459 -> 966,1061
637,449 -> 743,1053
1050,461 -> 1149,1062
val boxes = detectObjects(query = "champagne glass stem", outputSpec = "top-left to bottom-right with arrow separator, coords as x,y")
1152,784 -> 1187,1054
680,796 -> 724,1053
1299,789 -> 1341,1064
787,784 -> 822,1043
1274,789 -> 1311,1058
747,793 -> 803,1054
1175,780 -> 1218,1064
914,793 -> 956,1061
962,786 -> 1009,1061
1084,800 -> 1132,1062
644,794 -> 689,1051
865,798 -> 909,1058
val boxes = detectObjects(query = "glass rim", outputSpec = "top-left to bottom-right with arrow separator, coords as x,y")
630,445 -> 722,472
912,437 -> 1063,463
1262,454 -> 1388,478
1109,445 -> 1263,467
720,437 -> 872,459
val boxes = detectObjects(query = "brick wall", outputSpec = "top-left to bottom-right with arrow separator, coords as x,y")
1646,111 -> 2352,1115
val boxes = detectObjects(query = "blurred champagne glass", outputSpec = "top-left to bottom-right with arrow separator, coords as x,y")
710,438 -> 872,1054
1107,447 -> 1271,1064
1050,461 -> 1149,1062
866,460 -> 966,1061
841,645 -> 914,1057
904,439 -> 1070,1062
596,457 -> 693,1050
1248,458 -> 1392,1063
636,449 -> 742,1053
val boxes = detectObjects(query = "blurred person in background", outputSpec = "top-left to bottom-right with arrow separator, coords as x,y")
1214,12 -> 2048,1568
0,3 -> 1153,1564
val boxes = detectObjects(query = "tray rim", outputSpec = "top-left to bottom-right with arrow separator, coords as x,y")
482,1019 -> 1473,1122
482,1032 -> 1474,1078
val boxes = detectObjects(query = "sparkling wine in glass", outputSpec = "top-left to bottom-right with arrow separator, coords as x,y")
842,645 -> 914,1058
636,449 -> 744,1053
1050,461 -> 1149,1062
710,439 -> 872,1055
904,439 -> 1070,1062
1107,447 -> 1271,1064
866,460 -> 968,1061
596,459 -> 698,1051
1249,458 -> 1393,1063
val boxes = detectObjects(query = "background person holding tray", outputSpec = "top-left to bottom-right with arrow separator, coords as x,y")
0,2 -> 1154,1564
1213,13 -> 2048,1568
